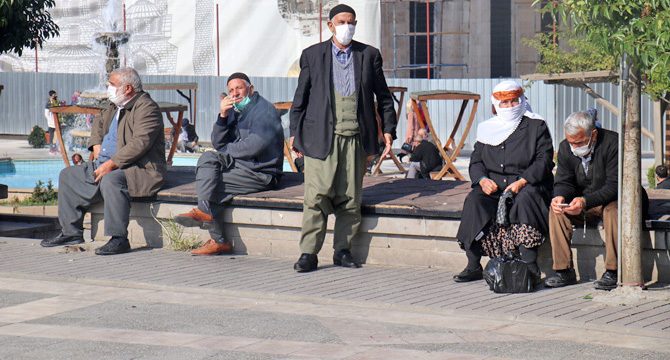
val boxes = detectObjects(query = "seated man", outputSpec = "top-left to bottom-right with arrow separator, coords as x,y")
177,118 -> 200,153
545,111 -> 619,290
405,128 -> 442,179
655,165 -> 670,189
41,67 -> 166,255
175,72 -> 284,255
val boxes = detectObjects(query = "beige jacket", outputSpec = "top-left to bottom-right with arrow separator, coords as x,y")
88,92 -> 166,197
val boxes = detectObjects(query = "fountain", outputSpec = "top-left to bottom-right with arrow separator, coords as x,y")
49,0 -> 188,167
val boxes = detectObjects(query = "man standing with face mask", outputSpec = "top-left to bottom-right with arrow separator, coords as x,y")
544,111 -> 620,290
289,4 -> 397,272
174,72 -> 284,256
41,67 -> 166,255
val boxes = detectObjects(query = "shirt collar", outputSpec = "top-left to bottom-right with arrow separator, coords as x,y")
331,40 -> 352,55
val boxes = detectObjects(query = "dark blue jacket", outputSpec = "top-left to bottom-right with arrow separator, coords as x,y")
212,92 -> 284,177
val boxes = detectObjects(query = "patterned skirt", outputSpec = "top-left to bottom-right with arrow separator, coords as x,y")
480,223 -> 544,258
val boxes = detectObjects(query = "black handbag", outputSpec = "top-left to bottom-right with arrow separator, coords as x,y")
484,254 -> 536,293
483,190 -> 538,293
400,142 -> 413,153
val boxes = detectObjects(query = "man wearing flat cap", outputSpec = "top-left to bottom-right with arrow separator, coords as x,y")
175,72 -> 284,255
290,3 -> 397,272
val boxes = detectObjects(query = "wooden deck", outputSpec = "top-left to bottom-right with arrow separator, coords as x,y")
158,166 -> 471,219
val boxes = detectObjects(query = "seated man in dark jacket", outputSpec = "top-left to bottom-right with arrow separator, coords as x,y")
174,72 -> 284,255
405,128 -> 442,179
545,111 -> 619,290
655,165 -> 670,189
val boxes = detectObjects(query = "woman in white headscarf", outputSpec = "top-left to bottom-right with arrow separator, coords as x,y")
454,81 -> 554,284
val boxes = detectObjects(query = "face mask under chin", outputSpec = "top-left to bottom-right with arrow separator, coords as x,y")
570,135 -> 594,157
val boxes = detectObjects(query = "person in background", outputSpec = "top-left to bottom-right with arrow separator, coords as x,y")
71,153 -> 84,166
44,90 -> 59,154
405,128 -> 442,179
177,118 -> 200,153
655,165 -> 670,189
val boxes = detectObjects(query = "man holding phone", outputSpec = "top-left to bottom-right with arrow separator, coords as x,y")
544,111 -> 619,290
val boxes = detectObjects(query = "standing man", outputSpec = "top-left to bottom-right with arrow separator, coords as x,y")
544,111 -> 619,290
290,4 -> 397,272
41,67 -> 166,255
44,90 -> 59,154
175,73 -> 284,255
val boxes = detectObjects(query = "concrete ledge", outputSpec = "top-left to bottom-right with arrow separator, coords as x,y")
90,200 -> 670,282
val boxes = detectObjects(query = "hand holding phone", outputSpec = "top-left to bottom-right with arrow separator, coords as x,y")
557,203 -> 569,208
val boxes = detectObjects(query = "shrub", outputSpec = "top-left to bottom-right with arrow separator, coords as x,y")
647,166 -> 656,189
28,125 -> 47,148
30,180 -> 58,204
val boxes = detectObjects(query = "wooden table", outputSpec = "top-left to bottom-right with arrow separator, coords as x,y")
371,86 -> 407,176
49,102 -> 188,167
144,83 -> 198,126
409,90 -> 480,181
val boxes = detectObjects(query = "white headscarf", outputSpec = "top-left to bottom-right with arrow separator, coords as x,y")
476,80 -> 544,146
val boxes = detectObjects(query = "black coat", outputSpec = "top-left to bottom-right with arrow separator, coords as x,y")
289,40 -> 397,160
457,117 -> 554,250
553,128 -> 618,208
410,140 -> 442,178
657,178 -> 670,190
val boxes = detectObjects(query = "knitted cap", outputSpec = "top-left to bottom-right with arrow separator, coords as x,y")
329,4 -> 356,20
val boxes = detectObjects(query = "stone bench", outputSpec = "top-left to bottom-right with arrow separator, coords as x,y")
89,168 -> 670,282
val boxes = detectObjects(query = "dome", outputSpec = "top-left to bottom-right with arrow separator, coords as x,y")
127,0 -> 161,19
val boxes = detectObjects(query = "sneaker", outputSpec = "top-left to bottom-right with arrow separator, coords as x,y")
594,270 -> 618,290
174,208 -> 214,228
191,239 -> 232,256
544,268 -> 578,288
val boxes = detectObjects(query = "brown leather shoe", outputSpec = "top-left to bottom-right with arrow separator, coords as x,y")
174,208 -> 213,228
191,239 -> 233,256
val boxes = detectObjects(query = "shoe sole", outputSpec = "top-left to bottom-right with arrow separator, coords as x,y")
333,260 -> 362,268
191,251 -> 232,256
174,217 -> 212,229
40,239 -> 85,248
95,248 -> 131,255
453,275 -> 483,283
294,264 -> 318,272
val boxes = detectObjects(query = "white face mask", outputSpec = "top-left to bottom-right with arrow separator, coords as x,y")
334,24 -> 355,46
494,102 -> 525,123
106,85 -> 125,106
570,133 -> 595,157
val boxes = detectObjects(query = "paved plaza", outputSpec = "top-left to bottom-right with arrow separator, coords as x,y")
0,237 -> 669,359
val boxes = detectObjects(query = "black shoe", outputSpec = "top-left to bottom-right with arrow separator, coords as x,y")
95,236 -> 131,255
594,270 -> 618,290
40,233 -> 84,247
294,253 -> 318,272
544,268 -> 578,288
333,249 -> 361,268
453,266 -> 483,282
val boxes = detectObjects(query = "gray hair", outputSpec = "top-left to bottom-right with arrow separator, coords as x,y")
564,111 -> 595,136
111,67 -> 143,92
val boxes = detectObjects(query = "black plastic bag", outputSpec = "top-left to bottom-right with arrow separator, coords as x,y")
484,255 -> 536,293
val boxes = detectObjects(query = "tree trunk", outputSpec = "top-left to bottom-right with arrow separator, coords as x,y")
620,65 -> 644,287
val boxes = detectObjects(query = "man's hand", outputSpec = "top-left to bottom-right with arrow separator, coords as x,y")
219,94 -> 237,118
564,196 -> 586,216
93,159 -> 118,183
550,196 -> 566,214
505,178 -> 527,194
381,133 -> 393,159
479,178 -> 498,195
289,136 -> 303,158
92,144 -> 101,160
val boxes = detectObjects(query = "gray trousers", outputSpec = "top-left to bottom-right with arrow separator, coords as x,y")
195,151 -> 274,241
58,161 -> 130,238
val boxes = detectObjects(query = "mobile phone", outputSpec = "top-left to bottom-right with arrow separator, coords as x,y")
557,203 -> 569,208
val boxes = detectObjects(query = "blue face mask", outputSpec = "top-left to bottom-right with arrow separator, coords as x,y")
233,96 -> 251,112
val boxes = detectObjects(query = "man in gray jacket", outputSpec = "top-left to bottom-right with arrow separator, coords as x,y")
175,72 -> 284,255
41,67 -> 166,255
